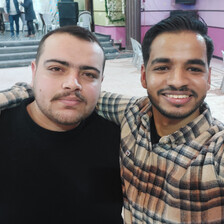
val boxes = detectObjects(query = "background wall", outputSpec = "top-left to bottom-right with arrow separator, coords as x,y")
141,0 -> 224,58
76,0 -> 85,12
94,0 -> 224,58
93,0 -> 126,46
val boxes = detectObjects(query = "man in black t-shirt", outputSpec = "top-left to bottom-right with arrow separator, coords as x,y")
0,26 -> 123,224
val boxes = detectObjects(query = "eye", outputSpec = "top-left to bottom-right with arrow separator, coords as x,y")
153,66 -> 169,71
187,67 -> 203,73
48,66 -> 63,72
81,72 -> 98,80
84,73 -> 95,78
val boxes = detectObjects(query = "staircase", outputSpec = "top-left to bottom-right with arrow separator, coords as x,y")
0,40 -> 38,68
0,32 -> 132,69
94,33 -> 132,60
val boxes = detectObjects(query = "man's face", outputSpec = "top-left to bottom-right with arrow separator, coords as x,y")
29,33 -> 104,131
141,31 -> 211,121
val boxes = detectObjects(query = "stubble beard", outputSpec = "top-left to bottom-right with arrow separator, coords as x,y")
147,90 -> 206,119
34,90 -> 91,127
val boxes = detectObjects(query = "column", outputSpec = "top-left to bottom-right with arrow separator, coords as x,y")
125,0 -> 141,50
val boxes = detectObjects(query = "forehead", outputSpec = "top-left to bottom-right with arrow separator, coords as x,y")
149,31 -> 207,62
39,33 -> 104,69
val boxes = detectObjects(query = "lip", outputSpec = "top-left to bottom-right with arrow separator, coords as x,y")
161,91 -> 193,105
57,97 -> 82,107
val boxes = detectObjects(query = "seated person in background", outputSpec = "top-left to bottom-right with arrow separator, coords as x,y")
0,26 -> 123,224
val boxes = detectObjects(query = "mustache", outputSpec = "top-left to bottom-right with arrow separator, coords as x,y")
51,90 -> 87,103
157,86 -> 198,97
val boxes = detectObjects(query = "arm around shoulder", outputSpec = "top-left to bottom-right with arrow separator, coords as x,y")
0,82 -> 33,111
96,91 -> 138,125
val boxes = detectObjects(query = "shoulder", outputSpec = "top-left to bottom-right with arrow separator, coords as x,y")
100,91 -> 149,111
90,112 -> 120,131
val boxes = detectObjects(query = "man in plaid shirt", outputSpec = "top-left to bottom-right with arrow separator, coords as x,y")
1,15 -> 224,223
97,15 -> 224,223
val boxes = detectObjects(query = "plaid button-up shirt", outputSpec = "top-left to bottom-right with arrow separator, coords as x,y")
1,84 -> 224,224
97,92 -> 224,224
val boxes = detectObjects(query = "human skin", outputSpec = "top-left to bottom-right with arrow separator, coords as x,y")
141,31 -> 211,136
27,33 -> 104,132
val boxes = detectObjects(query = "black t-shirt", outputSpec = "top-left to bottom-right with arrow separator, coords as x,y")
150,116 -> 161,145
0,99 -> 123,224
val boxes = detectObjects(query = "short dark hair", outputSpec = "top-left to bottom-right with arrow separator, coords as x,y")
142,15 -> 214,67
36,25 -> 105,72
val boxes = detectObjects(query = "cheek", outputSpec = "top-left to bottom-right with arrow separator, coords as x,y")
34,77 -> 58,99
84,83 -> 101,102
146,75 -> 162,90
192,77 -> 209,92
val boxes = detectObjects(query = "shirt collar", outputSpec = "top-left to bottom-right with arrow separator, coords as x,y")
159,103 -> 212,145
138,99 -> 213,145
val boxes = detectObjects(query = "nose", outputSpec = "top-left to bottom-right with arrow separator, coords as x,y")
62,72 -> 82,91
166,68 -> 189,89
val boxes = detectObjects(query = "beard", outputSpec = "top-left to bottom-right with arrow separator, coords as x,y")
147,90 -> 206,119
33,89 -> 90,127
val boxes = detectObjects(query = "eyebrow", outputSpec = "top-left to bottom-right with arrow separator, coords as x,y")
44,59 -> 69,67
79,65 -> 100,74
150,58 -> 206,67
186,59 -> 206,67
44,59 -> 101,73
151,58 -> 170,65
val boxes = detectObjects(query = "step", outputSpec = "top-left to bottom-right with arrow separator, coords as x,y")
96,36 -> 111,42
0,58 -> 34,68
0,45 -> 38,54
105,51 -> 133,60
0,52 -> 36,61
103,45 -> 120,54
0,40 -> 40,47
100,41 -> 113,48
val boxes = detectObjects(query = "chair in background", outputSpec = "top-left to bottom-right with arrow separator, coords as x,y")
42,14 -> 53,34
130,37 -> 143,71
78,11 -> 92,31
221,50 -> 224,93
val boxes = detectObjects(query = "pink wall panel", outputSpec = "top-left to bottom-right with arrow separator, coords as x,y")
141,11 -> 170,25
199,12 -> 224,28
95,26 -> 126,47
141,0 -> 224,58
143,0 -> 224,11
208,27 -> 224,58
141,26 -> 151,43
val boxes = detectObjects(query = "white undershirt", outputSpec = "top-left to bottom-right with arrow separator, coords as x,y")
9,0 -> 17,15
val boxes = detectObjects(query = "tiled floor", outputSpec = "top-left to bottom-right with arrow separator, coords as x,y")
0,53 -> 223,123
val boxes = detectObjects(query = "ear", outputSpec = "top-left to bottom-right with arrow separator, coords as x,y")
141,64 -> 147,89
31,60 -> 37,87
207,67 -> 211,91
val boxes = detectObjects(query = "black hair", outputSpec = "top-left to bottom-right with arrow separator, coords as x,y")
36,25 -> 105,72
142,15 -> 214,66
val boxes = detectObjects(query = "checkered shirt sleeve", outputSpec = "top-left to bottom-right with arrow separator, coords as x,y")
97,91 -> 224,224
0,82 -> 33,111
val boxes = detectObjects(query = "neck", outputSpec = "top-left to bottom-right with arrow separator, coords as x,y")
152,107 -> 200,137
